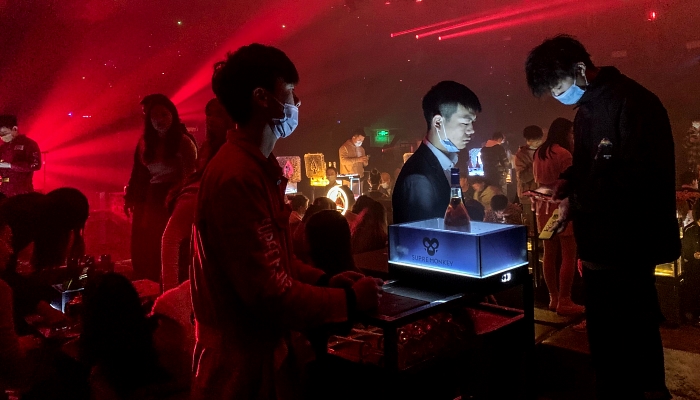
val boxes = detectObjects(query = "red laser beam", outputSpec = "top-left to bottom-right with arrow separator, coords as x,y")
438,0 -> 616,41
415,0 -> 576,39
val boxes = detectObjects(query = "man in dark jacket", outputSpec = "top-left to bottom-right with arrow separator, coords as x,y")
526,35 -> 680,400
393,81 -> 481,224
0,115 -> 41,197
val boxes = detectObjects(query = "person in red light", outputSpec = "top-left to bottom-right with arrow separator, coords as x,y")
532,118 -> 583,316
124,96 -> 197,284
526,35 -> 679,400
0,115 -> 41,198
190,44 -> 381,400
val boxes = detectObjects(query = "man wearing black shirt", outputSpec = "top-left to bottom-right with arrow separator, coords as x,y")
526,35 -> 679,400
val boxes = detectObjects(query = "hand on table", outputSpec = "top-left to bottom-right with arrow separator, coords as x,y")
329,271 -> 365,289
352,277 -> 383,312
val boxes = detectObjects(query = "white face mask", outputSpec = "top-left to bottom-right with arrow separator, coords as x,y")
355,140 -> 363,147
693,122 -> 700,130
380,182 -> 390,189
0,131 -> 16,143
270,98 -> 299,139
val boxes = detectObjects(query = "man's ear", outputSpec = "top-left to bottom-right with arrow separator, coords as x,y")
252,88 -> 269,108
432,115 -> 443,130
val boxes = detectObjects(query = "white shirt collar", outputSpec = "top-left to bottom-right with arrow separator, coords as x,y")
423,138 -> 458,171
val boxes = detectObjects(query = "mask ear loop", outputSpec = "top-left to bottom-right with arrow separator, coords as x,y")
580,64 -> 589,87
436,119 -> 446,141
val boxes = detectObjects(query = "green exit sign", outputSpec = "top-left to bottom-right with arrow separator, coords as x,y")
377,129 -> 389,136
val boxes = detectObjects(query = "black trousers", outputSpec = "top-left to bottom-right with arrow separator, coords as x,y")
582,265 -> 669,400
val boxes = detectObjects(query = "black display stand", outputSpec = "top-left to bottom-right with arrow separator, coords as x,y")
318,264 -> 534,399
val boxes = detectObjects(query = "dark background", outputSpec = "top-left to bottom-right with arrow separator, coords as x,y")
0,0 -> 698,195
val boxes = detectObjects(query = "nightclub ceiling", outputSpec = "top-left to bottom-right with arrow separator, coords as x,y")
0,0 -> 698,192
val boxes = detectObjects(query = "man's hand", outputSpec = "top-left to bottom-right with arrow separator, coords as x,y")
551,197 -> 571,234
0,162 -> 10,169
360,156 -> 369,164
329,271 -> 365,289
352,277 -> 383,312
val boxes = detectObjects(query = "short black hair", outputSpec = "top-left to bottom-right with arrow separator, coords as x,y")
525,35 -> 594,97
352,127 -> 366,138
523,125 -> 544,141
212,43 -> 299,127
422,81 -> 481,131
490,194 -> 509,212
290,194 -> 308,210
0,115 -> 18,129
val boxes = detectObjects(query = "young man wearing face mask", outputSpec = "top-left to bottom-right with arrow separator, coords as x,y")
393,81 -> 481,224
190,44 -> 381,400
526,35 -> 679,400
0,115 -> 41,198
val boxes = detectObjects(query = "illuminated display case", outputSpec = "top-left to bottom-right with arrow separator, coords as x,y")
325,218 -> 533,373
388,219 -> 528,281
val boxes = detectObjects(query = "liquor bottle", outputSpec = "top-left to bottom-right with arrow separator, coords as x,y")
444,168 -> 471,231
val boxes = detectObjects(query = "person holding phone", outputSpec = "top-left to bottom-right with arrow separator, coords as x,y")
532,118 -> 583,315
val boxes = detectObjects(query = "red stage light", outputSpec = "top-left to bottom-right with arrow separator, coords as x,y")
648,11 -> 657,21
438,0 -> 615,41
409,0 -> 574,39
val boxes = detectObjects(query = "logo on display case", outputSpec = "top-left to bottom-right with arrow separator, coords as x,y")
501,272 -> 512,283
423,237 -> 440,256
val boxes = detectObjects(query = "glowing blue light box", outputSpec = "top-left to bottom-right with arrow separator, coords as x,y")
388,219 -> 527,279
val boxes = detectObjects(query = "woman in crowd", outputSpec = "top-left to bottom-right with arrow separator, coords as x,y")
124,94 -> 197,283
351,199 -> 388,254
161,98 -> 231,292
533,118 -> 584,315
305,210 -> 361,276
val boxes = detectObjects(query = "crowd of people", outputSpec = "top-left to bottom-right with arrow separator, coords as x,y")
0,32 -> 691,400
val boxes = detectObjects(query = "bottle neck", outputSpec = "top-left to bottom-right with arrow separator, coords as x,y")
451,186 -> 462,199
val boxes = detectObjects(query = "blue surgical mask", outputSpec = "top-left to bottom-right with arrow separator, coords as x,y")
554,76 -> 586,105
270,99 -> 299,139
438,124 -> 460,153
